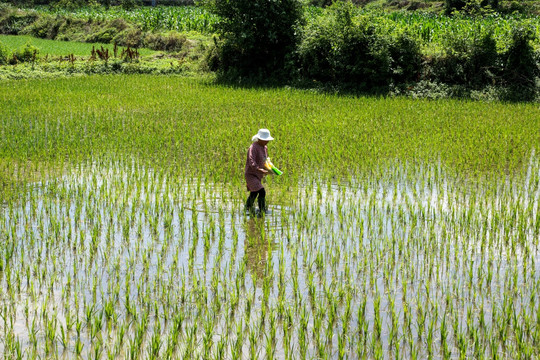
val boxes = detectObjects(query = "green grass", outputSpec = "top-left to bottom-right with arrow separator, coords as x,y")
0,35 -> 156,56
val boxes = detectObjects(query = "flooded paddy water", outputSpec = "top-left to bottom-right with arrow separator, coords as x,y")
1,156 -> 539,359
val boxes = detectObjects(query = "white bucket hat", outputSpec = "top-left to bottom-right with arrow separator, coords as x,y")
252,128 -> 274,142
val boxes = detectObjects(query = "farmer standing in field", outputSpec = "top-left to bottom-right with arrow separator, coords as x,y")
245,129 -> 274,216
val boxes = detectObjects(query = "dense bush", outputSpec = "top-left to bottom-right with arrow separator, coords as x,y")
427,31 -> 498,88
298,2 -> 422,90
0,43 -> 40,64
388,32 -> 423,84
501,27 -> 539,101
13,43 -> 39,62
113,26 -> 142,47
204,0 -> 303,79
23,14 -> 64,38
85,26 -> 116,43
143,31 -> 185,51
296,14 -> 338,82
0,6 -> 39,35
334,11 -> 391,88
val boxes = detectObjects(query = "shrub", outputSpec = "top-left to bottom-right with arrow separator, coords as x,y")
501,1 -> 528,14
445,0 -> 466,14
86,26 -> 117,43
144,32 -> 186,52
388,32 -> 422,84
202,38 -> 220,72
334,18 -> 391,89
298,1 -> 392,90
52,0 -> 100,10
306,0 -> 333,7
204,0 -> 304,79
21,14 -> 64,39
113,27 -> 143,48
501,27 -> 539,101
10,43 -> 39,64
297,15 -> 337,82
56,17 -> 88,41
0,42 -> 10,65
0,7 -> 39,35
85,18 -> 131,43
445,0 -> 498,15
119,0 -> 141,10
428,31 -> 498,89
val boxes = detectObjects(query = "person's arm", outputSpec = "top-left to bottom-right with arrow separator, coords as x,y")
247,146 -> 268,174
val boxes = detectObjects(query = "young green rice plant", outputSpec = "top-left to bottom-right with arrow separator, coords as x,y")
1,75 -> 540,358
148,322 -> 162,359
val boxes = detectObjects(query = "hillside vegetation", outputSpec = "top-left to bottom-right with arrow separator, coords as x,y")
1,0 -> 539,100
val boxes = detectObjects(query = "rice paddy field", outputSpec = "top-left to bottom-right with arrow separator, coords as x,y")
1,75 -> 540,359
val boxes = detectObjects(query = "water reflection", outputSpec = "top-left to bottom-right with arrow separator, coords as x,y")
244,218 -> 271,282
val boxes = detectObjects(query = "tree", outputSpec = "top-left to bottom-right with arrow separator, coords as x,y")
204,0 -> 304,79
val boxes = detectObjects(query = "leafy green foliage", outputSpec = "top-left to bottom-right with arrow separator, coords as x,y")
306,0 -> 334,7
0,6 -> 39,35
388,33 -> 423,84
204,0 -> 304,78
0,41 -> 9,64
12,42 -> 39,62
1,3 -> 540,98
428,31 -> 499,88
332,6 -> 391,89
502,27 -> 539,101
296,14 -> 339,82
143,31 -> 185,51
445,0 -> 499,15
299,1 -> 422,90
1,7 -> 191,52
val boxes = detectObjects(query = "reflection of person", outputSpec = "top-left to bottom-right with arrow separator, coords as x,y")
245,218 -> 270,281
244,129 -> 274,216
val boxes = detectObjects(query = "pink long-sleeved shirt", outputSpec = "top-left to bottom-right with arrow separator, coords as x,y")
244,142 -> 268,192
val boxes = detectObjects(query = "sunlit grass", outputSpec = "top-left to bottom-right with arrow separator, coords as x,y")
0,35 -> 156,56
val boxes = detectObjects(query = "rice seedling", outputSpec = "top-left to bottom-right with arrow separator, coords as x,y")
0,75 -> 539,358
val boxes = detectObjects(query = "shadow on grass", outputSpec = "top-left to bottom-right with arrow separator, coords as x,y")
210,72 -> 539,103
210,71 -> 393,99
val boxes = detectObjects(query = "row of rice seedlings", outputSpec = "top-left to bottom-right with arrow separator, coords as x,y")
2,76 -> 539,187
1,154 -> 538,358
